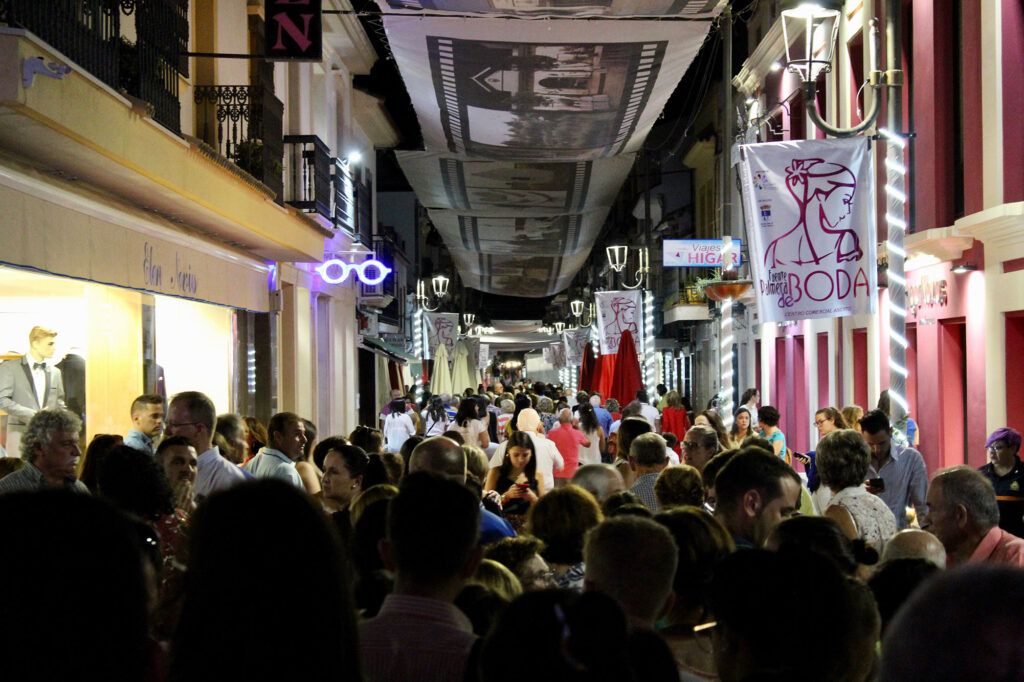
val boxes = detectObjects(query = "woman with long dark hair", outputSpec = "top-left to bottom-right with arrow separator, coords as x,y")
420,395 -> 449,437
576,402 -> 605,467
485,430 -> 544,530
455,396 -> 490,450
382,399 -> 415,453
729,407 -> 754,448
694,410 -> 730,452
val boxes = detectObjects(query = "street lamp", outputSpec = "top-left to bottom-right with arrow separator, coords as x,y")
781,0 -> 911,427
416,274 -> 450,311
605,245 -> 649,290
463,313 -> 475,327
570,299 -> 585,317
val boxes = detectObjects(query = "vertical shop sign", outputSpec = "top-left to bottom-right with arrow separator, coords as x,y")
265,0 -> 323,61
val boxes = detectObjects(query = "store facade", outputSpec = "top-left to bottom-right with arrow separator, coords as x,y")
0,159 -> 272,450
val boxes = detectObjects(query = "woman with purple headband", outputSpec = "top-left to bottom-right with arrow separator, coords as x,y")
978,427 -> 1024,538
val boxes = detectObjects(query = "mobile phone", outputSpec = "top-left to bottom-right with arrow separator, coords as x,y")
867,477 -> 885,492
791,451 -> 810,463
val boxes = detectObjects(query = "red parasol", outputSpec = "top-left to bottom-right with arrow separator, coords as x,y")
578,345 -> 595,393
608,330 -> 642,408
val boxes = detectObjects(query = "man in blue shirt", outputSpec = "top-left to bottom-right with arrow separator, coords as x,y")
124,394 -> 164,456
861,409 -> 928,530
589,393 -> 613,436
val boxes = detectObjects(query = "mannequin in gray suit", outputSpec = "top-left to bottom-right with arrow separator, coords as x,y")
0,326 -> 66,458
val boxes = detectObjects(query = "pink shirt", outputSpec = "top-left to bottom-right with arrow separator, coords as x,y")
966,526 -> 1024,567
359,594 -> 476,682
547,424 -> 588,478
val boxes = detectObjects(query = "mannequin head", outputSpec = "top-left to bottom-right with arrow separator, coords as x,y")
28,326 -> 57,362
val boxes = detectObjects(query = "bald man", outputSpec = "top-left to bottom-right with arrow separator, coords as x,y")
880,529 -> 947,569
410,436 -> 467,483
411,436 -> 514,543
571,463 -> 625,505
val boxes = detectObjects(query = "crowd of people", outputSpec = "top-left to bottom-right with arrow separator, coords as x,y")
1,378 -> 1023,681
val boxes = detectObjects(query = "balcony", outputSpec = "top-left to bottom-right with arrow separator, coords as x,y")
194,81 -> 284,201
284,134 -> 331,225
0,0 -> 188,134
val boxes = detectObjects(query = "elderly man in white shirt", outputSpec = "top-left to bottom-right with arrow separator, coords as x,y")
488,408 -> 563,493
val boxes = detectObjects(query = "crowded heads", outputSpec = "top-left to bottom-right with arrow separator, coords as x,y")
714,449 -> 802,546
571,464 -> 626,505
166,391 -> 216,452
129,394 -> 165,438
584,516 -> 678,627
816,429 -> 872,491
383,472 -> 481,585
630,432 -> 668,468
409,436 -> 467,483
21,409 -> 81,475
267,412 -> 306,461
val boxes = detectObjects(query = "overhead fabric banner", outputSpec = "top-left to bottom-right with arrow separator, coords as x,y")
563,328 -> 590,366
424,312 -> 459,359
738,137 -> 877,323
383,16 -> 710,160
376,0 -> 725,19
478,343 -> 491,370
397,153 -> 634,214
595,290 -> 641,355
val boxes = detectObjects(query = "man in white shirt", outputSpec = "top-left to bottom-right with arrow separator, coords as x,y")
165,391 -> 245,504
243,412 -> 306,489
635,390 -> 661,431
488,408 -> 563,492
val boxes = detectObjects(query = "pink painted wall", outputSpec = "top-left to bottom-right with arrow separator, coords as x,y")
912,0 -> 957,229
817,332 -> 829,409
961,0 -> 984,214
905,261 -> 987,471
1003,0 -> 1024,202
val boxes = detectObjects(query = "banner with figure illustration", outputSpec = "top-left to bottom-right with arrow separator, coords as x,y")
738,137 -> 877,323
562,328 -> 590,366
424,312 -> 459,359
595,290 -> 642,355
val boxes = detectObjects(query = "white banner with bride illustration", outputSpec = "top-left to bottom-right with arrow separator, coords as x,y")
595,290 -> 641,355
738,137 -> 877,323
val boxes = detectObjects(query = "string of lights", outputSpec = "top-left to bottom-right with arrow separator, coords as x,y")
881,127 -> 910,423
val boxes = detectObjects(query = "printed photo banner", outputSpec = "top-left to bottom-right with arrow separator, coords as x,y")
449,248 -> 590,298
428,209 -> 609,257
478,343 -> 491,370
383,16 -> 710,159
738,137 -> 877,323
376,0 -> 725,19
424,312 -> 459,359
397,152 -> 634,214
595,290 -> 641,355
563,328 -> 591,366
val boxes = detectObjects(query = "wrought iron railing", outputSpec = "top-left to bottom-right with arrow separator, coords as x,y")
193,81 -> 285,201
0,0 -> 188,134
284,134 -> 331,221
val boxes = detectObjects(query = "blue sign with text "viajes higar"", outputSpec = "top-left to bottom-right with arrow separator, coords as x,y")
663,239 -> 743,267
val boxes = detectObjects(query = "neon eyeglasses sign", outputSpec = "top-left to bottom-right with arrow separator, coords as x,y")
315,258 -> 392,286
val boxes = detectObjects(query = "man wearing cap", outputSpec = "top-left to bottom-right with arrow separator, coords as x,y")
978,427 -> 1024,538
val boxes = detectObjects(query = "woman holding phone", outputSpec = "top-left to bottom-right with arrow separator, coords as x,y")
485,430 -> 544,531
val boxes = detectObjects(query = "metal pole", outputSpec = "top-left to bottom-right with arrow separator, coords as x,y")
884,0 -> 909,429
719,6 -> 734,420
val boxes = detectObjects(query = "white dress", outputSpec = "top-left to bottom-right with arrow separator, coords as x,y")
455,418 -> 487,448
383,412 -> 416,452
577,427 -> 603,467
827,485 -> 898,552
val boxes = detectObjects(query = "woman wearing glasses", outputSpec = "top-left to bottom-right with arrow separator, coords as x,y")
978,427 -> 1024,537
808,407 -> 849,513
